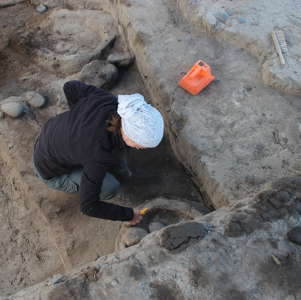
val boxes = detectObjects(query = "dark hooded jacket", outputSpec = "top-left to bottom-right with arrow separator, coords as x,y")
33,80 -> 133,221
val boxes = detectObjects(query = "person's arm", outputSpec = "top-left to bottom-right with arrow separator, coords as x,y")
63,80 -> 112,109
79,160 -> 134,221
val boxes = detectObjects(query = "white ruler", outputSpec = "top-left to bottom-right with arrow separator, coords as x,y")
272,30 -> 288,65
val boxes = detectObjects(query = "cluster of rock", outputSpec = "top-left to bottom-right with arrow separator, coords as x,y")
115,198 -> 204,250
1,7 -> 134,116
0,92 -> 46,119
15,8 -> 134,108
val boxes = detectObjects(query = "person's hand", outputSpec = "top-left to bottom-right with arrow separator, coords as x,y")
128,209 -> 143,226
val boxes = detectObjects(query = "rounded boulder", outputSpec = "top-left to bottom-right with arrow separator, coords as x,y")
0,101 -> 25,118
24,91 -> 46,108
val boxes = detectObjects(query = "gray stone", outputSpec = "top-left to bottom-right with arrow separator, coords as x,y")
36,4 -> 48,13
287,227 -> 301,245
78,60 -> 118,88
24,91 -> 46,108
123,227 -> 148,247
0,101 -> 25,118
159,222 -> 207,250
149,222 -> 165,233
107,52 -> 134,67
0,111 -> 4,119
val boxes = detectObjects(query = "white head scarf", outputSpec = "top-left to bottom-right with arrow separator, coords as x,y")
117,94 -> 164,148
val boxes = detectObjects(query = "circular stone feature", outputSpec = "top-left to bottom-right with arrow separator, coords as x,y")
115,197 -> 203,250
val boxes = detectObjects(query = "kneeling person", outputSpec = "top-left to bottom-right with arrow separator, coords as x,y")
33,81 -> 164,225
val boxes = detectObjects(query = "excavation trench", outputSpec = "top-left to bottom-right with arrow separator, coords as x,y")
1,1 -> 301,299
0,2 -> 213,296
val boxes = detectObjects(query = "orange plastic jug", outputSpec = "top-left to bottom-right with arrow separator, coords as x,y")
178,60 -> 215,95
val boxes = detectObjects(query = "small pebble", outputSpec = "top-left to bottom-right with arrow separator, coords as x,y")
123,227 -> 148,247
0,101 -> 25,118
24,91 -> 46,108
111,279 -> 119,287
287,226 -> 301,245
149,222 -> 165,233
36,4 -> 48,13
79,60 -> 118,89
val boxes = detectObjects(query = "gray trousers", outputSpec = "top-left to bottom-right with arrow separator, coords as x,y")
33,162 -> 120,201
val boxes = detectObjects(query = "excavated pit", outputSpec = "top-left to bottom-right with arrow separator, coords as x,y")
0,2 -> 211,296
1,1 -> 301,299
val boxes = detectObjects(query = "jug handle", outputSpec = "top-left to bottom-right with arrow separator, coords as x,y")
187,66 -> 200,78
